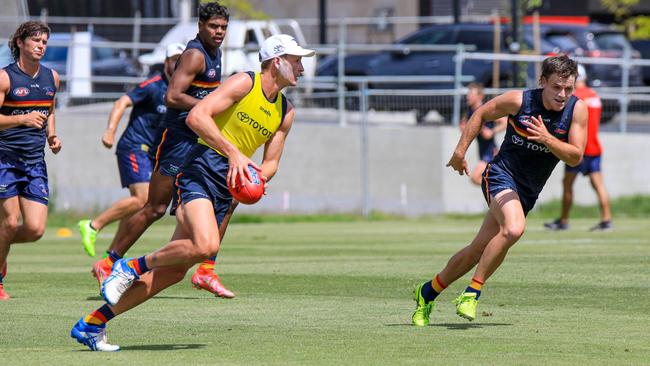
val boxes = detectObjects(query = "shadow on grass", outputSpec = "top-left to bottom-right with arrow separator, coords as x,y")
119,343 -> 206,351
386,322 -> 512,330
432,322 -> 512,330
85,295 -> 207,301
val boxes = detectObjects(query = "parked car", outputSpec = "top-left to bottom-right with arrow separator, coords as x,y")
533,23 -> 644,87
138,19 -> 316,81
316,23 -> 518,121
317,23 -> 514,90
0,32 -> 139,93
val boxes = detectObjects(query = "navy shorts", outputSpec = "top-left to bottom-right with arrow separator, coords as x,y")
481,162 -> 537,216
154,128 -> 195,177
0,151 -> 49,205
565,155 -> 601,176
116,150 -> 153,188
172,144 -> 231,226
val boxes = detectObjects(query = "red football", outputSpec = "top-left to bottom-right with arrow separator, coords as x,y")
228,165 -> 265,204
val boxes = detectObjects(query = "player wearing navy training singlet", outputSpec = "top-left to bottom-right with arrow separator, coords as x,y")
411,55 -> 588,325
460,83 -> 506,185
91,2 -> 235,299
0,21 -> 61,301
75,45 -> 185,292
71,34 -> 314,352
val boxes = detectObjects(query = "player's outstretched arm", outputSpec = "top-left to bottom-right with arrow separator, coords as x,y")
260,102 -> 294,182
102,94 -> 133,148
447,90 -> 522,175
186,72 -> 258,187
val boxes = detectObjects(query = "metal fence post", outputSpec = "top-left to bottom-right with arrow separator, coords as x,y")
359,79 -> 370,218
452,43 -> 465,126
132,10 -> 142,59
337,18 -> 347,127
620,44 -> 630,133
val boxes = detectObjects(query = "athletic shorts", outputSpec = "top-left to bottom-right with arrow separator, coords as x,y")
154,128 -> 195,177
0,151 -> 49,205
565,155 -> 601,176
172,144 -> 231,226
481,161 -> 538,216
116,150 -> 153,188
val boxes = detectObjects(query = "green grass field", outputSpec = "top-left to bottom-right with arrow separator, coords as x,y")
1,217 -> 649,365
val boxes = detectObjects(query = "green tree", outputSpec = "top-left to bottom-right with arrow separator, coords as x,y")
601,0 -> 650,40
601,0 -> 639,22
200,0 -> 268,19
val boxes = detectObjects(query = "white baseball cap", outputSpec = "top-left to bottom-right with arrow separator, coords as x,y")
259,34 -> 315,62
576,64 -> 587,82
165,43 -> 186,58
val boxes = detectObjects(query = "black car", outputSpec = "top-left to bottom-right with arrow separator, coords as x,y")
317,23 -> 514,89
316,23 -> 519,121
532,23 -> 644,87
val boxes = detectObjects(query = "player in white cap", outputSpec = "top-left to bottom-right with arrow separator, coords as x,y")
71,34 -> 314,351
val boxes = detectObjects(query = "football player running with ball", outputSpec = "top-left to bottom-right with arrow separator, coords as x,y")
70,34 -> 314,351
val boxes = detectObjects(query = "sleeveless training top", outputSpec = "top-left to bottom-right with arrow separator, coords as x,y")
492,88 -> 578,195
164,36 -> 222,140
117,72 -> 169,154
199,72 -> 287,158
0,62 -> 56,163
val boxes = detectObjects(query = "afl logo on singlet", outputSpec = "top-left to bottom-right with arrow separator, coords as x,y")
13,87 -> 30,97
207,69 -> 216,78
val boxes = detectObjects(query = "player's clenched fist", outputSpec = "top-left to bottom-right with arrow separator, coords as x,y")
21,111 -> 47,129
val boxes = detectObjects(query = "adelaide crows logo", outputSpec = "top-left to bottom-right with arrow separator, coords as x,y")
512,135 -> 524,146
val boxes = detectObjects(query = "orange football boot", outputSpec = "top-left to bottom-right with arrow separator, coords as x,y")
191,268 -> 235,299
91,258 -> 113,292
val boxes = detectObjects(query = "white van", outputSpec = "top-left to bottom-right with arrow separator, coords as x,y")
138,19 -> 315,80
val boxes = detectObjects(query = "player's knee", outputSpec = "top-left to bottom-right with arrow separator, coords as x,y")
23,224 -> 45,241
1,216 -> 19,236
20,222 -> 45,242
144,203 -> 167,220
194,239 -> 220,260
501,225 -> 525,243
